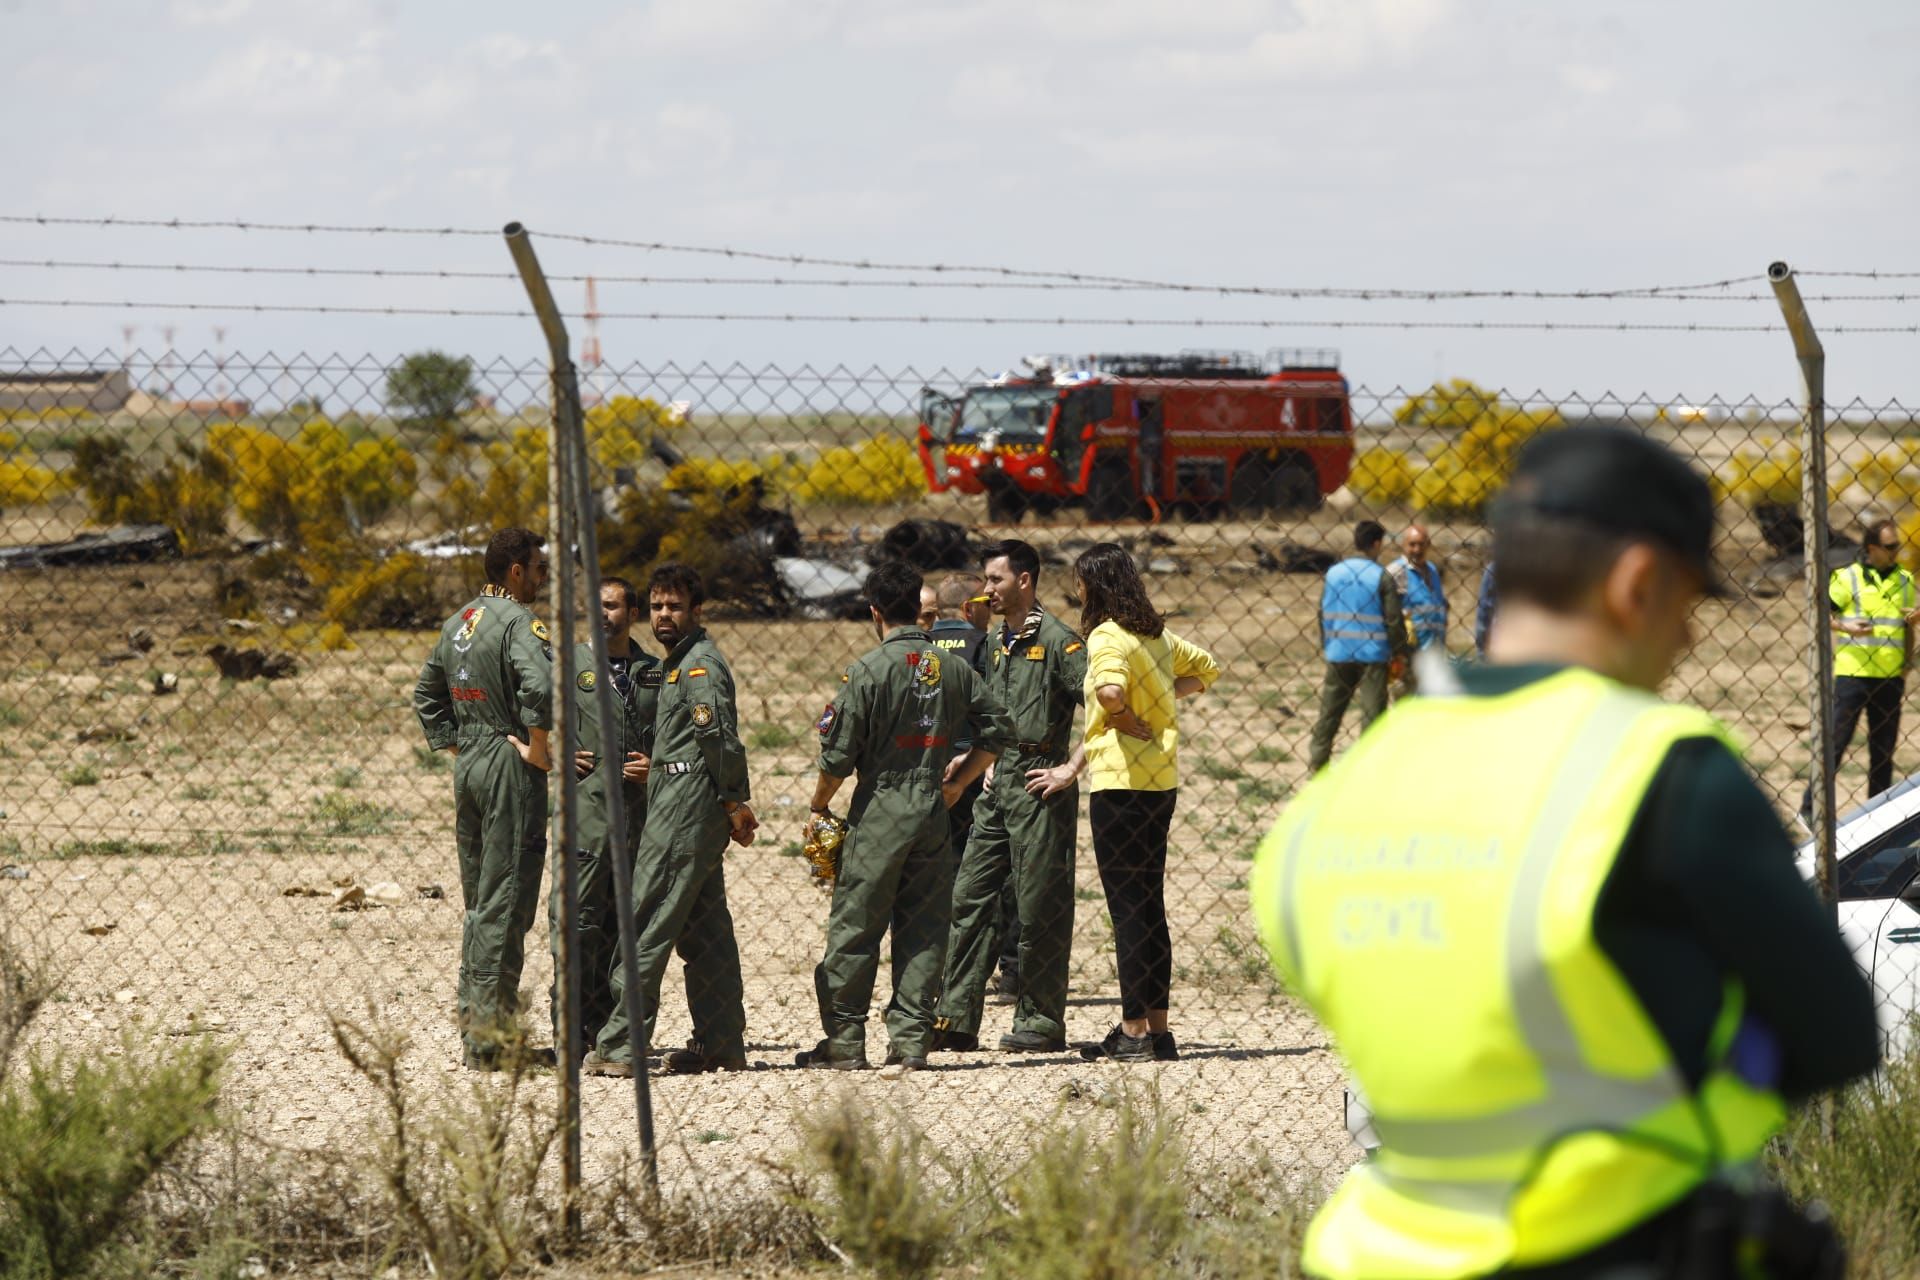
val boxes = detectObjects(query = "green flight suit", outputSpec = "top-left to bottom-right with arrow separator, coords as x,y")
814,627 -> 1009,1062
549,639 -> 660,1049
595,627 -> 749,1064
936,608 -> 1087,1044
413,586 -> 553,1065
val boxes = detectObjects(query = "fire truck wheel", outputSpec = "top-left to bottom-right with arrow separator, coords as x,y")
1227,459 -> 1274,514
1270,454 -> 1322,512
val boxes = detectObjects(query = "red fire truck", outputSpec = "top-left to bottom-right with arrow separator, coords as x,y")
915,350 -> 1355,521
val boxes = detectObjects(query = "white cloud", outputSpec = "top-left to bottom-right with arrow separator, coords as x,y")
1560,64 -> 1619,95
171,0 -> 251,26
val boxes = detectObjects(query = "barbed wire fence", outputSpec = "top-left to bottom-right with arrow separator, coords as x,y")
0,218 -> 1916,1256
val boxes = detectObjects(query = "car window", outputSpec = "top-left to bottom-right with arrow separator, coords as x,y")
1838,845 -> 1920,900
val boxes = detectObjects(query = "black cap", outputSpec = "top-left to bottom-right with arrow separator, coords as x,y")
1493,425 -> 1727,595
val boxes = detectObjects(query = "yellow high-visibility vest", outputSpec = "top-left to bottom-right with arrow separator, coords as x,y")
1831,563 -> 1914,679
1251,667 -> 1785,1279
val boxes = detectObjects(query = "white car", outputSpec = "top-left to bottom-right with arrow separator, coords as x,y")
1798,779 -> 1920,1052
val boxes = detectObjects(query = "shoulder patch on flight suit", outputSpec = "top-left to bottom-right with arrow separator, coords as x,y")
1026,646 -> 1046,660
1064,641 -> 1083,654
816,702 -> 837,736
692,703 -> 713,728
577,670 -> 596,691
639,668 -> 662,688
530,618 -> 551,642
454,606 -> 486,648
667,669 -> 680,684
687,667 -> 708,678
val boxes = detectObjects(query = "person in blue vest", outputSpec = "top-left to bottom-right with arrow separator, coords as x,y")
1307,520 -> 1410,773
1387,525 -> 1448,651
1474,561 -> 1498,658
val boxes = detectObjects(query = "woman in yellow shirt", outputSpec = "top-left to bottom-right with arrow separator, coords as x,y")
1030,542 -> 1219,1062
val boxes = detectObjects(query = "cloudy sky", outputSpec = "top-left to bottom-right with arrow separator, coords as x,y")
4,0 -> 1916,408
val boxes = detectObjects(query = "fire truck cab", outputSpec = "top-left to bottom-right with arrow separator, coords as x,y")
916,350 -> 1354,522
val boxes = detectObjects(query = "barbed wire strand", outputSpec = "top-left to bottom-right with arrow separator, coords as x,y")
3,257 -> 1917,305
0,213 -> 1777,301
7,294 -> 1920,334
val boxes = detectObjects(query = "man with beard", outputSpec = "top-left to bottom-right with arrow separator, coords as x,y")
585,563 -> 757,1077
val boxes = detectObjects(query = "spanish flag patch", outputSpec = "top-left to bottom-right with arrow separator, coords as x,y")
1064,641 -> 1083,654
687,667 -> 708,678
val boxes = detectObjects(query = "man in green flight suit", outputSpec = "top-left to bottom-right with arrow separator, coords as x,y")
585,563 -> 758,1077
413,528 -> 555,1069
550,576 -> 660,1058
932,539 -> 1088,1055
798,561 -> 1008,1071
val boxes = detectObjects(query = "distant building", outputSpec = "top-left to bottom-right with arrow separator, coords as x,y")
0,368 -> 134,414
178,398 -> 252,419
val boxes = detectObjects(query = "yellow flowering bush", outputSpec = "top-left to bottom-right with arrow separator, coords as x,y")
1347,447 -> 1416,505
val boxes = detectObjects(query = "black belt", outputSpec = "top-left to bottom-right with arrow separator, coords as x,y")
657,761 -> 700,776
1014,740 -> 1055,754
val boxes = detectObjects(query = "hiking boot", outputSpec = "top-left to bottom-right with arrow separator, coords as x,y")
581,1052 -> 634,1078
664,1041 -> 747,1075
1079,1025 -> 1155,1063
467,1045 -> 555,1073
883,1052 -> 930,1072
928,1028 -> 980,1053
998,1029 -> 1068,1054
1152,1030 -> 1180,1062
989,966 -> 1021,1005
795,1039 -> 868,1071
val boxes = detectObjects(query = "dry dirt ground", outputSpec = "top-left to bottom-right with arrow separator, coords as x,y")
0,496 -> 1870,1210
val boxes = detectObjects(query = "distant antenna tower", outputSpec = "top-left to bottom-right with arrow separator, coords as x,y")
581,275 -> 604,405
213,325 -> 228,404
160,326 -> 177,401
120,325 -> 137,377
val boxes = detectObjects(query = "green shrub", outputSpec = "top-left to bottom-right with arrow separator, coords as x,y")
321,552 -> 439,631
796,1095 -> 955,1278
0,935 -> 228,1280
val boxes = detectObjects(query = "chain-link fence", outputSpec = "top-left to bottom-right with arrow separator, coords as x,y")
0,340 -> 1912,1213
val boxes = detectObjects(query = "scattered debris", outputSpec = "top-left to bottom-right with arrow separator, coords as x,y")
868,518 -> 977,569
0,865 -> 26,881
152,671 -> 179,695
364,881 -> 406,908
417,883 -> 445,900
98,648 -> 140,667
1142,556 -> 1186,575
114,988 -> 137,1004
0,524 -> 182,570
283,885 -> 326,898
128,626 -> 155,652
76,724 -> 137,744
207,644 -> 297,681
773,556 -> 868,621
1275,543 -> 1338,575
82,921 -> 117,936
331,884 -> 365,911
221,618 -> 263,634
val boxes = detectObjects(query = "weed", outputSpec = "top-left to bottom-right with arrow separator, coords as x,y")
695,1130 -> 731,1144
328,765 -> 363,790
795,1094 -> 955,1278
179,783 -> 220,802
1249,745 -> 1293,764
53,838 -> 171,859
1236,778 -> 1284,808
1191,923 -> 1286,1002
0,837 -> 21,860
0,702 -> 24,728
751,723 -> 800,751
1196,756 -> 1249,782
1076,886 -> 1104,902
412,745 -> 453,773
330,1014 -> 558,1279
310,795 -> 397,836
60,764 -> 101,787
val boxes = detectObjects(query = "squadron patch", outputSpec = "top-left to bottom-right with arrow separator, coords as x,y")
816,702 -> 838,737
577,670 -> 596,692
667,669 -> 680,684
530,619 -> 551,643
692,703 -> 714,728
915,649 -> 942,690
453,606 -> 486,652
1026,645 -> 1046,661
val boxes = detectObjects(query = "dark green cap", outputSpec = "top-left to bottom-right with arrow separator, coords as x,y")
1495,425 -> 1726,594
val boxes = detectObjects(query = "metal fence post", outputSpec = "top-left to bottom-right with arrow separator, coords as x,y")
504,221 -> 661,1202
1768,260 -> 1837,919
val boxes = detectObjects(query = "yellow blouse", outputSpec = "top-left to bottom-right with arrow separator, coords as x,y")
1082,621 -> 1220,792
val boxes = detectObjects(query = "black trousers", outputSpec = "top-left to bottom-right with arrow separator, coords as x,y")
1805,675 -> 1903,811
1089,788 -> 1178,1021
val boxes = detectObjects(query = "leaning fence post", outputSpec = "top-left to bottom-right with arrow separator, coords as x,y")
1768,260 -> 1837,921
503,221 -> 661,1205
